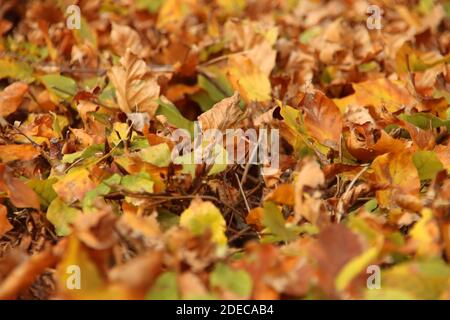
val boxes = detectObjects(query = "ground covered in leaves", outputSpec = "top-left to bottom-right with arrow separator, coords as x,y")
0,0 -> 450,300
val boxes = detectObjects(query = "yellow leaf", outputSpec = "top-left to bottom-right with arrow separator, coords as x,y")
180,198 -> 227,245
56,236 -> 133,299
227,51 -> 273,103
410,208 -> 441,257
157,0 -> 196,29
372,151 -> 420,209
53,167 -> 96,204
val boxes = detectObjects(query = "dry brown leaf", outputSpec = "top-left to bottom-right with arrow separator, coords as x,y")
110,24 -> 144,57
198,92 -> 245,131
311,224 -> 363,295
108,251 -> 162,294
0,244 -> 61,299
293,159 -> 327,226
108,49 -> 160,115
72,208 -> 118,250
117,212 -> 162,239
0,164 -> 40,210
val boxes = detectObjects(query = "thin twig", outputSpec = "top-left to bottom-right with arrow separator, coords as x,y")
336,165 -> 370,222
235,173 -> 251,213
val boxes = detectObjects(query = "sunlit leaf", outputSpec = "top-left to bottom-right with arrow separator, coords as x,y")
180,198 -> 227,246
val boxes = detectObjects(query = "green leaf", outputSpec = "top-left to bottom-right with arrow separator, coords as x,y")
136,0 -> 164,13
51,113 -> 69,139
121,172 -> 154,193
417,0 -> 435,15
299,26 -> 321,44
413,151 -> 444,180
364,199 -> 378,212
27,178 -> 58,209
47,197 -> 82,236
280,103 -> 305,134
262,201 -> 298,243
157,209 -> 180,231
62,144 -> 105,164
174,143 -> 228,178
358,61 -> 379,73
191,66 -> 234,111
445,1 -> 450,18
82,174 -> 121,211
146,272 -> 179,300
0,58 -> 34,82
399,113 -> 450,131
40,74 -> 77,101
98,81 -> 117,108
138,143 -> 172,167
130,136 -> 150,150
156,97 -> 194,136
365,288 -> 417,300
210,263 -> 252,298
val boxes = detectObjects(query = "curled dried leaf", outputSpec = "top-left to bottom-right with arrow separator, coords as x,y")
108,49 -> 160,116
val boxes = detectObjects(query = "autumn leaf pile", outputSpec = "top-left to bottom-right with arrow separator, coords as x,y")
0,0 -> 450,300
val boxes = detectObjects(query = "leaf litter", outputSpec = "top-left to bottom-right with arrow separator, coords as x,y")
0,0 -> 449,300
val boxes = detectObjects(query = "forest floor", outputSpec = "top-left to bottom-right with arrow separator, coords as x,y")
0,0 -> 450,300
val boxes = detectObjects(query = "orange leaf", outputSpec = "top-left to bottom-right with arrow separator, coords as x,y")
0,204 -> 12,238
246,207 -> 264,230
352,79 -> 418,113
265,183 -> 295,206
0,82 -> 28,117
0,164 -> 40,210
0,144 -> 40,163
299,90 -> 342,149
371,151 -> 420,209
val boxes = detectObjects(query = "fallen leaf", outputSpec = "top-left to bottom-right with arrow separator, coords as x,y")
293,159 -> 327,226
46,197 -> 82,236
352,79 -> 418,113
227,54 -> 272,103
0,82 -> 28,117
179,197 -> 227,246
371,151 -> 421,210
108,49 -> 160,115
0,204 -> 12,238
110,24 -> 144,57
53,167 -> 96,204
0,144 -> 40,163
0,165 -> 40,210
198,92 -> 244,131
299,90 -> 343,149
